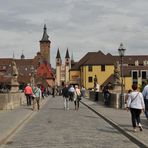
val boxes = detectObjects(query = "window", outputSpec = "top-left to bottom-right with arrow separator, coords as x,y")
101,65 -> 105,71
132,70 -> 138,85
88,66 -> 92,72
141,70 -> 147,85
88,77 -> 93,82
142,71 -> 147,79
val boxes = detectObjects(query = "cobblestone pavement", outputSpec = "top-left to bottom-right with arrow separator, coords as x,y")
82,98 -> 148,147
1,96 -> 138,148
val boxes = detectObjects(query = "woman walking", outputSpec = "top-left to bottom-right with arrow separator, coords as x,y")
127,84 -> 145,132
74,85 -> 81,110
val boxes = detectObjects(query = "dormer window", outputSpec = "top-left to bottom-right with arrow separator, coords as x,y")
135,60 -> 139,66
143,60 -> 147,66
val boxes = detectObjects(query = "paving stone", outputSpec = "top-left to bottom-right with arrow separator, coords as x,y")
1,96 -> 138,148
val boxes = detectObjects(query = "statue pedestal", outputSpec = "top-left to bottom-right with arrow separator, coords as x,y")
112,83 -> 121,93
10,79 -> 19,92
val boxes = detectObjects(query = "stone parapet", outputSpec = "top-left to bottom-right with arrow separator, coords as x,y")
89,90 -> 124,109
0,92 -> 26,110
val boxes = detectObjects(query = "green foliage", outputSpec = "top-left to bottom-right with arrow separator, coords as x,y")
139,83 -> 146,92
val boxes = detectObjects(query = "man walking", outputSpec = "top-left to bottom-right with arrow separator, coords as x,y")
95,83 -> 100,101
142,82 -> 148,119
62,84 -> 69,110
32,84 -> 42,111
68,85 -> 75,101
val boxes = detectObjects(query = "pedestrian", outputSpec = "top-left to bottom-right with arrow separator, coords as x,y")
94,83 -> 100,101
41,85 -> 45,99
127,84 -> 145,132
142,81 -> 148,120
32,84 -> 42,110
103,85 -> 111,106
81,85 -> 86,98
125,89 -> 132,108
52,86 -> 55,97
68,85 -> 75,101
24,83 -> 33,106
62,84 -> 69,110
74,85 -> 81,110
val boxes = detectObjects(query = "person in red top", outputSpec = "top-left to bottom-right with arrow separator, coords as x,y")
24,83 -> 33,106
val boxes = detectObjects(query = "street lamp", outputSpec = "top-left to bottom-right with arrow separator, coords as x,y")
118,43 -> 126,108
30,66 -> 35,87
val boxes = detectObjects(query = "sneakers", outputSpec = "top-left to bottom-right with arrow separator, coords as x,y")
133,128 -> 137,132
139,124 -> 143,131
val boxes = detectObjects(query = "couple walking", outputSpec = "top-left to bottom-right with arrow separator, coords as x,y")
62,85 -> 81,110
24,83 -> 42,111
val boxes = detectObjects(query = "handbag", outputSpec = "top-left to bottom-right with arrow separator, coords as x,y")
32,94 -> 36,98
76,91 -> 82,101
77,95 -> 81,101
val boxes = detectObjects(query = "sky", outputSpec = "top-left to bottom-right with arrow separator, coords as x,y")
0,0 -> 148,68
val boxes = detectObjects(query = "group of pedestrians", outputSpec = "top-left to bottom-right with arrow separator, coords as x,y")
125,82 -> 148,132
24,83 -> 42,111
62,84 -> 83,111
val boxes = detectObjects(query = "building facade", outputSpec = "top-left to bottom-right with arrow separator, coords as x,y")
69,50 -> 148,91
0,24 -> 54,91
55,48 -> 71,86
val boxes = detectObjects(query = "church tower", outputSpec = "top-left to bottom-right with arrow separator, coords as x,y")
40,24 -> 51,64
65,48 -> 71,84
56,48 -> 62,86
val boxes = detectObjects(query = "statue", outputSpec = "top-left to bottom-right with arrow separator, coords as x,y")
11,60 -> 18,83
94,75 -> 98,88
114,61 -> 120,84
10,60 -> 19,92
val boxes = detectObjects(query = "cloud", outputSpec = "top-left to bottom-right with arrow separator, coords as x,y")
0,0 -> 148,67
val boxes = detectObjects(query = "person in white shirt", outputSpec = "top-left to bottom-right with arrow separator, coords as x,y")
94,83 -> 100,101
74,85 -> 81,110
127,84 -> 145,132
68,85 -> 75,101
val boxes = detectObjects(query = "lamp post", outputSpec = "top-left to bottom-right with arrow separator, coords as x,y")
30,66 -> 35,87
118,43 -> 126,108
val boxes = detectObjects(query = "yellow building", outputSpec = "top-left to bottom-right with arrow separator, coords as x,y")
69,50 -> 148,91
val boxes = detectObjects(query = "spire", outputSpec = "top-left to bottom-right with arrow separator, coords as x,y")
65,48 -> 70,58
40,24 -> 50,42
71,52 -> 74,62
21,50 -> 25,59
56,48 -> 61,59
13,51 -> 15,59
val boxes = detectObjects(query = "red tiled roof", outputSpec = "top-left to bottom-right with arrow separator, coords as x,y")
71,51 -> 148,70
123,65 -> 148,77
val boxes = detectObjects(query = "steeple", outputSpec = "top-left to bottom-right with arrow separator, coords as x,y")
40,24 -> 51,43
56,48 -> 61,59
39,24 -> 51,64
71,52 -> 74,62
13,51 -> 15,59
71,52 -> 75,68
65,48 -> 70,58
21,50 -> 25,59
